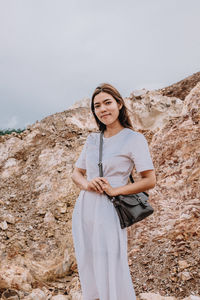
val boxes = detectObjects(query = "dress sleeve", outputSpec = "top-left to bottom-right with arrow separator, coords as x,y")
129,133 -> 154,173
74,135 -> 89,169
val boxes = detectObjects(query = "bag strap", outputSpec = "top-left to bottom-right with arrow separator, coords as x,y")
129,174 -> 134,183
98,131 -> 134,183
98,131 -> 103,177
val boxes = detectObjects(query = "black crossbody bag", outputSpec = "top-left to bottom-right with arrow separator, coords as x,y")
98,131 -> 154,229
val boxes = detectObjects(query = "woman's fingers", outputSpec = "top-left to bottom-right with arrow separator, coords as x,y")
93,182 -> 103,193
88,177 -> 109,193
95,178 -> 109,192
99,177 -> 109,184
91,178 -> 104,193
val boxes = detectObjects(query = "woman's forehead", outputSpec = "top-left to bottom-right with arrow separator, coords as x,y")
93,92 -> 114,104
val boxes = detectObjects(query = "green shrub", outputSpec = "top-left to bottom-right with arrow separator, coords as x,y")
0,128 -> 25,136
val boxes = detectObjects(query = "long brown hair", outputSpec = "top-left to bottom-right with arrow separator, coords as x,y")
91,83 -> 133,132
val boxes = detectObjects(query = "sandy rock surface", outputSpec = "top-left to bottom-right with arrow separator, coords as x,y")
158,71 -> 200,100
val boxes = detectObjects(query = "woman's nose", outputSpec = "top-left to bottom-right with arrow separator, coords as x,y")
99,104 -> 106,112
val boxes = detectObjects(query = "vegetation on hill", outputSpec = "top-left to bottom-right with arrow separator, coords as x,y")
0,128 -> 25,136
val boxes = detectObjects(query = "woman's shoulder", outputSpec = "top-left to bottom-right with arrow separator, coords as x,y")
123,128 -> 148,145
124,128 -> 145,139
86,131 -> 100,144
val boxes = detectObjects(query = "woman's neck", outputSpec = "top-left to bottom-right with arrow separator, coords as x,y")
104,124 -> 125,138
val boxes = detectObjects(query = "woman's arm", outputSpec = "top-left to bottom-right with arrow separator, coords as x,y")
72,167 -> 88,190
101,169 -> 156,197
114,169 -> 156,196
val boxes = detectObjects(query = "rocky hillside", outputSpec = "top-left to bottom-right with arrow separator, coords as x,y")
0,72 -> 199,300
128,81 -> 200,299
158,71 -> 200,100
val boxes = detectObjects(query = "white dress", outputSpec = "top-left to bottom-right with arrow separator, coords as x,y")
72,128 -> 154,300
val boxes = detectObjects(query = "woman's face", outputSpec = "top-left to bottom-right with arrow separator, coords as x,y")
93,92 -> 122,127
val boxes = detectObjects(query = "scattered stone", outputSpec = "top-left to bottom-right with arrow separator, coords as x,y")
131,88 -> 149,98
178,260 -> 190,270
1,289 -> 20,300
179,271 -> 192,281
2,213 -> 15,224
25,288 -> 46,300
0,265 -> 33,292
51,295 -> 71,300
0,220 -> 8,230
44,211 -> 56,224
139,293 -> 176,300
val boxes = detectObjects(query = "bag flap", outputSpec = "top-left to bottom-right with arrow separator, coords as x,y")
117,192 -> 149,206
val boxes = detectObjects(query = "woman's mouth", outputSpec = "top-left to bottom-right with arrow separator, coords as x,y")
101,114 -> 110,118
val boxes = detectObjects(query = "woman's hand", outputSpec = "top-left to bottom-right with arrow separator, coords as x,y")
86,177 -> 108,194
86,177 -> 116,196
99,178 -> 116,197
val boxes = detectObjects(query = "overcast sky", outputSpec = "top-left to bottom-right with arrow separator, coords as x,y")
0,0 -> 200,129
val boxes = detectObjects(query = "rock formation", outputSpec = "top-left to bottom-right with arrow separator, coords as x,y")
158,71 -> 200,100
127,81 -> 200,299
0,72 -> 199,299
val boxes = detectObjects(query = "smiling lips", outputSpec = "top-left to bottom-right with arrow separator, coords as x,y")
101,114 -> 111,118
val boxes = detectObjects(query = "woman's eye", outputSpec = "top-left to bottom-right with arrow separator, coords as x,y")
105,101 -> 111,105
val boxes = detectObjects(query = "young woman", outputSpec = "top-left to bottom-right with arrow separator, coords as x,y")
72,83 -> 156,300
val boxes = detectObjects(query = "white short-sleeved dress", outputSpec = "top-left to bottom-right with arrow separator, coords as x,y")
72,128 -> 154,300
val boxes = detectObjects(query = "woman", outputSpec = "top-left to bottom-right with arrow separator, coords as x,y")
72,83 -> 156,300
